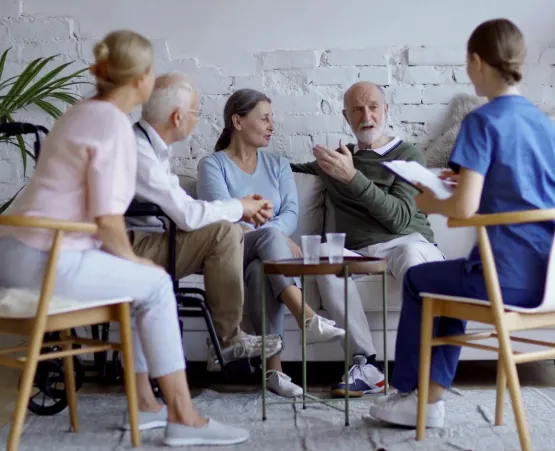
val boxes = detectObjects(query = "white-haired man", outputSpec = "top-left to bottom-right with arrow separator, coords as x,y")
292,81 -> 445,398
128,73 -> 282,382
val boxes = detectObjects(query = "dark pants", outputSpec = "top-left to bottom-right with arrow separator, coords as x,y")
392,258 -> 542,392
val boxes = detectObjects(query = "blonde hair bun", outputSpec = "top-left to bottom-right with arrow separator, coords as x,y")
90,30 -> 153,95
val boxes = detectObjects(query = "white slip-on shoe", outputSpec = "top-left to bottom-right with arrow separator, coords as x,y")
369,391 -> 445,428
304,315 -> 345,345
266,370 -> 303,398
163,418 -> 250,447
122,404 -> 167,431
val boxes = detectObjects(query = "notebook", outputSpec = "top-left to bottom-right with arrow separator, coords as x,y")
381,160 -> 455,200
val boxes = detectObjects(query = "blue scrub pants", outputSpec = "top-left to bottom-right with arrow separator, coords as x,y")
391,258 -> 542,393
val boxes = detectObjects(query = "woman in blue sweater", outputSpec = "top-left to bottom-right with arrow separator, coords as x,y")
197,89 -> 344,398
369,18 -> 555,430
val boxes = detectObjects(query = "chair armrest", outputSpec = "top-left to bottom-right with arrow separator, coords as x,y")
0,215 -> 97,234
125,200 -> 166,217
448,209 -> 555,228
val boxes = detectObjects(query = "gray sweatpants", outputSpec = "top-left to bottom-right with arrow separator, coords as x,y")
0,236 -> 185,378
243,227 -> 298,338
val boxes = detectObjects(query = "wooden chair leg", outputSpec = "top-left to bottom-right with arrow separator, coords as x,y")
118,303 -> 141,448
495,356 -> 506,426
416,297 -> 434,441
61,329 -> 79,432
7,346 -> 41,451
497,327 -> 532,450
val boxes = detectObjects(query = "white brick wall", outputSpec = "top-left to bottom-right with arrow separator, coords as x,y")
1,1 -> 555,202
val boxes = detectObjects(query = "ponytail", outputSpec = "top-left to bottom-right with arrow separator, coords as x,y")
214,128 -> 232,151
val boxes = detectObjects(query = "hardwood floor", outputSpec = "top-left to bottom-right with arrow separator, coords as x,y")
0,360 -> 554,430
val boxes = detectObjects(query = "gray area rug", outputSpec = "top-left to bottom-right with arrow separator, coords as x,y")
2,387 -> 555,450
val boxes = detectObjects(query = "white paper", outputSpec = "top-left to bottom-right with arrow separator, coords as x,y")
381,161 -> 454,200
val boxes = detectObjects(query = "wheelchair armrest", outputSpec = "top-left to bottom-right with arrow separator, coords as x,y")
125,200 -> 166,217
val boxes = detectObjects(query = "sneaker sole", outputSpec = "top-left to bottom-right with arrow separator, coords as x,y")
305,332 -> 345,346
369,406 -> 444,428
330,388 -> 365,398
163,435 -> 249,446
122,420 -> 167,431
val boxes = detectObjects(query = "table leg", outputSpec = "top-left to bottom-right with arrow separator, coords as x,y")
383,271 -> 388,396
344,265 -> 350,427
301,275 -> 307,409
262,265 -> 267,421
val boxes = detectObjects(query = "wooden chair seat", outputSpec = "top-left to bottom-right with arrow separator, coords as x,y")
419,291 -> 555,313
0,215 -> 140,451
416,209 -> 555,451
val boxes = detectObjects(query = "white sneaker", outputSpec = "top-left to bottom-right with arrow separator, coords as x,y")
207,333 -> 283,372
266,370 -> 303,398
303,315 -> 345,345
369,391 -> 445,428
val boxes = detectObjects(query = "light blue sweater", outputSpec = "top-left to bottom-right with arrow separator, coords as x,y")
197,151 -> 299,236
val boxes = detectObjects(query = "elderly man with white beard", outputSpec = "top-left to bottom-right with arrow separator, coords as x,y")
291,81 -> 444,398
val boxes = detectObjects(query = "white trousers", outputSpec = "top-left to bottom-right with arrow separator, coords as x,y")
316,233 -> 445,360
0,236 -> 185,378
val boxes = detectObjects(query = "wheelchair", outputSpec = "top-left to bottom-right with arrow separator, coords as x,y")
1,121 -> 229,416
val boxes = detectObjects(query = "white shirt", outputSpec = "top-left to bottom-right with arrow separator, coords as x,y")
128,119 -> 243,232
353,136 -> 402,156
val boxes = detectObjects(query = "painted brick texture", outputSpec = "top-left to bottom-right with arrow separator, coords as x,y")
1,2 -> 554,202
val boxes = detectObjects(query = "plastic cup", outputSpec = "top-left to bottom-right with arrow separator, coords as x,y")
301,235 -> 321,264
326,233 -> 346,263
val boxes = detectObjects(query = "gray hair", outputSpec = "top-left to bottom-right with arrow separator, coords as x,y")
141,72 -> 195,124
214,88 -> 271,151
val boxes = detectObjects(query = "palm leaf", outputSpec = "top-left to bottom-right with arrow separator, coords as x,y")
0,57 -> 53,113
0,74 -> 21,93
0,185 -> 25,214
34,99 -> 63,118
0,50 -> 88,211
8,63 -> 82,110
0,48 -> 10,81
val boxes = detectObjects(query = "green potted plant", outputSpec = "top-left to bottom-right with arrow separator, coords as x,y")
0,47 -> 90,212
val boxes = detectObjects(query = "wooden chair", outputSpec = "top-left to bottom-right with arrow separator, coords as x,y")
0,215 -> 140,450
416,208 -> 555,451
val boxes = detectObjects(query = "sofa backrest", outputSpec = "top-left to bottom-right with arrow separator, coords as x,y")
178,171 -> 328,244
179,171 -> 476,258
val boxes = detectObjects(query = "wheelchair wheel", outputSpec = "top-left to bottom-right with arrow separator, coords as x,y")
21,357 -> 85,416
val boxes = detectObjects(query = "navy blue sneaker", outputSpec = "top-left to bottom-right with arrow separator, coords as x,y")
330,355 -> 385,398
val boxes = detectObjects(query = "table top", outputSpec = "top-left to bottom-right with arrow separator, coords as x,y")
263,256 -> 387,277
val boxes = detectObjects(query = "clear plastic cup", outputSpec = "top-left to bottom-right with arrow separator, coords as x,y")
301,235 -> 321,264
326,233 -> 346,263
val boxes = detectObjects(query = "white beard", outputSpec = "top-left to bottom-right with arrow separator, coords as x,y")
355,121 -> 386,147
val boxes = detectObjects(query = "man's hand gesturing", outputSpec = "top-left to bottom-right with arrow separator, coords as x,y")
313,140 -> 357,184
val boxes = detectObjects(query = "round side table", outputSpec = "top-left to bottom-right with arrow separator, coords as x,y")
260,256 -> 388,426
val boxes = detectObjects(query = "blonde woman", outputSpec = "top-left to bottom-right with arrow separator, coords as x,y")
0,31 -> 249,446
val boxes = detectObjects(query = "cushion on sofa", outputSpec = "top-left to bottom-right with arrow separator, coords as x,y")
290,173 -> 326,244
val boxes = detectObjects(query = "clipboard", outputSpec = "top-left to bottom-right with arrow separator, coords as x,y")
381,161 -> 454,200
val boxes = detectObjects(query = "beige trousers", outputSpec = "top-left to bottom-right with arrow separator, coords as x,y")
131,220 -> 245,348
